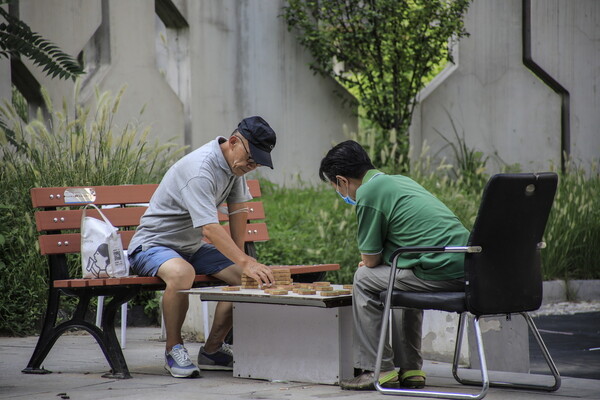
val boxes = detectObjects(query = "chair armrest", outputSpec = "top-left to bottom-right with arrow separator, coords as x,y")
389,246 -> 482,263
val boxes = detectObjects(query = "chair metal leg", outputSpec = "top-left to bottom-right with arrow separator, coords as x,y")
376,312 -> 489,399
374,263 -> 399,387
518,313 -> 561,391
373,260 -> 559,398
451,312 -> 469,383
453,313 -> 560,392
97,296 -> 128,349
509,312 -> 561,392
373,264 -> 489,399
375,309 -> 560,398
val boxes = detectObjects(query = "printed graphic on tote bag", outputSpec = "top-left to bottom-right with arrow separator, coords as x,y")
85,242 -> 111,278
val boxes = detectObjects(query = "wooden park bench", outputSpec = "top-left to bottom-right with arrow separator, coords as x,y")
22,180 -> 339,379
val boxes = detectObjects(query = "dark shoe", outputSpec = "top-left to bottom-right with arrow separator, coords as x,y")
198,343 -> 234,370
340,370 -> 399,390
400,369 -> 426,388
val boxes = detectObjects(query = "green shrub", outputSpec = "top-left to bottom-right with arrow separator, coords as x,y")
0,84 -> 185,335
543,160 -> 600,280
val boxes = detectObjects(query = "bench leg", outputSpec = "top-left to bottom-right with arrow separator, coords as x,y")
22,288 -> 61,375
97,289 -> 137,379
22,287 -> 139,379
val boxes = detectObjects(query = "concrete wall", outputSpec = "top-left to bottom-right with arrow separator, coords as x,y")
4,0 -> 356,186
410,0 -> 599,172
189,0 -> 356,185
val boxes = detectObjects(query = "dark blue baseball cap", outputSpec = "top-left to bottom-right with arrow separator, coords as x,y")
237,116 -> 277,169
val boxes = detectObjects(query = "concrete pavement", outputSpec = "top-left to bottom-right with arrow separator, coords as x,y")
530,311 -> 600,380
1,327 -> 599,400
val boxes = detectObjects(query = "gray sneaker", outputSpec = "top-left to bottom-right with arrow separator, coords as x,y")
165,344 -> 201,378
198,343 -> 234,370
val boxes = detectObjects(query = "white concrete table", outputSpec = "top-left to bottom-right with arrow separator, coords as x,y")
184,286 -> 353,384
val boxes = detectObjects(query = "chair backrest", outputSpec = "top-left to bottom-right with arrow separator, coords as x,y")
465,173 -> 558,315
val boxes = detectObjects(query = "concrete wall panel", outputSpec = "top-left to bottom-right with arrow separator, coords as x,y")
19,0 -> 101,55
18,0 -> 102,104
410,0 -> 598,173
189,0 -> 356,185
94,0 -> 185,147
531,0 -> 600,163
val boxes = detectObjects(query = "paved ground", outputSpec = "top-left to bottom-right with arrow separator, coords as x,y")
530,311 -> 600,380
1,322 -> 599,400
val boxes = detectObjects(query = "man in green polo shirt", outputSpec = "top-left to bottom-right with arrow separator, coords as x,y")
318,140 -> 469,391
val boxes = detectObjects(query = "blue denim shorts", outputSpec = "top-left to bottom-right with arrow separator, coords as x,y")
128,244 -> 234,277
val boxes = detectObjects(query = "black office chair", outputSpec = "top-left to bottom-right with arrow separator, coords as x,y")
373,173 -> 561,399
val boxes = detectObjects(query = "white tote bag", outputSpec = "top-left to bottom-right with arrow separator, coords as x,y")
81,204 -> 129,278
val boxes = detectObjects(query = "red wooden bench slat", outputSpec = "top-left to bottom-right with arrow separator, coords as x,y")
38,223 -> 270,255
218,222 -> 270,243
30,180 -> 262,208
34,201 -> 266,231
35,207 -> 147,231
53,264 -> 340,288
30,184 -> 159,208
217,201 -> 265,222
247,179 -> 261,198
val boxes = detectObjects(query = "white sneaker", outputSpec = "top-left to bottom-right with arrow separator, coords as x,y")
165,344 -> 201,378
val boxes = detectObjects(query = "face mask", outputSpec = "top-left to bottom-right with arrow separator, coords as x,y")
336,179 -> 356,206
336,190 -> 357,206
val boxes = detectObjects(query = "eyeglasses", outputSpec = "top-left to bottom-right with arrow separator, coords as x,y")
235,135 -> 257,167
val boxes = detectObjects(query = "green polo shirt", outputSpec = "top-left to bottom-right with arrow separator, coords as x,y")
356,170 -> 469,280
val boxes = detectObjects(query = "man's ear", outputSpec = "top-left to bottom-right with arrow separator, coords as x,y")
335,175 -> 348,186
228,135 -> 241,150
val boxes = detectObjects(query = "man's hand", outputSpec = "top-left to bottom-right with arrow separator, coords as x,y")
203,223 -> 274,285
360,253 -> 382,268
241,259 -> 274,287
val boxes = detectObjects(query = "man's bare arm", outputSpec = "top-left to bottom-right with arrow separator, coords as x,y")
227,202 -> 250,251
202,221 -> 274,285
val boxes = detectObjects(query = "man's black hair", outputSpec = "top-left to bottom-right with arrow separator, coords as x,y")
318,140 -> 375,183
